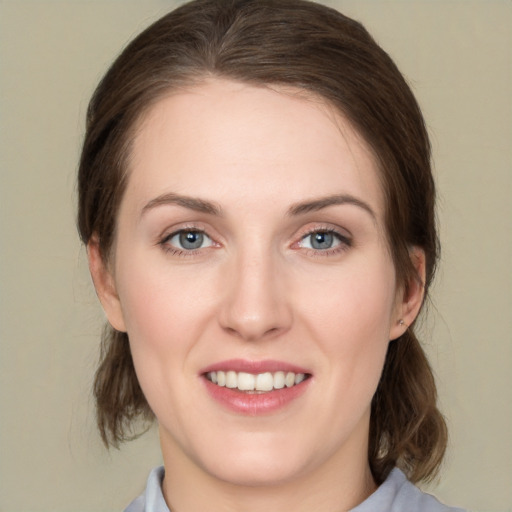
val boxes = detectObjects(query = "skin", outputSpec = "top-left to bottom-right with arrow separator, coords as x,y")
89,78 -> 425,512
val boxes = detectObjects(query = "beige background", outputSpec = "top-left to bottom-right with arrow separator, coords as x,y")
0,1 -> 510,511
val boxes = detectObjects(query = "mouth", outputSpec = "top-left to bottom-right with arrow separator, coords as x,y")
200,359 -> 312,414
205,370 -> 310,393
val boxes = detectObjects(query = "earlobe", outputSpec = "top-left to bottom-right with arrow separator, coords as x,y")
87,236 -> 127,333
389,247 -> 426,340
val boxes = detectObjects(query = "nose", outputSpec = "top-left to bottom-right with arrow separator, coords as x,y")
218,248 -> 292,341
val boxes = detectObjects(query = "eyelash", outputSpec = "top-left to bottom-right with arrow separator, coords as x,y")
296,227 -> 352,257
158,226 -> 352,258
159,226 -> 213,257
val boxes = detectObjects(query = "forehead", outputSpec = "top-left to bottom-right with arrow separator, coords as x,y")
126,78 -> 384,220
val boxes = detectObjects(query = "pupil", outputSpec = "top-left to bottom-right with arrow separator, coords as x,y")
312,232 -> 333,250
180,231 -> 203,249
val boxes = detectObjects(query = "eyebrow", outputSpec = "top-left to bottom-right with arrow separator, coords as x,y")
141,191 -> 376,221
141,192 -> 222,217
287,193 -> 376,220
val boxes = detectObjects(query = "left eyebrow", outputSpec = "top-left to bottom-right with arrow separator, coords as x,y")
141,192 -> 222,217
287,194 -> 376,221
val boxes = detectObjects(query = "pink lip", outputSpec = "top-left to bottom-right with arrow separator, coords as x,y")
200,359 -> 310,374
200,359 -> 312,415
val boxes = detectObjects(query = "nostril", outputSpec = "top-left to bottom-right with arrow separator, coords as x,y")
217,267 -> 293,341
224,326 -> 240,337
221,319 -> 289,341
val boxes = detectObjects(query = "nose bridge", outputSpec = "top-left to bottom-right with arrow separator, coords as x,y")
219,241 -> 291,341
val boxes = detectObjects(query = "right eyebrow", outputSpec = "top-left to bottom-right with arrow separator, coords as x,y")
141,192 -> 223,217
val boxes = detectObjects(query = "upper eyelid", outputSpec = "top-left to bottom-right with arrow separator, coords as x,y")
158,223 -> 211,242
163,226 -> 208,239
298,229 -> 351,246
297,224 -> 352,240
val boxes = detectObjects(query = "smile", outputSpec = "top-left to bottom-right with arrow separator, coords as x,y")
201,360 -> 312,414
206,371 -> 308,393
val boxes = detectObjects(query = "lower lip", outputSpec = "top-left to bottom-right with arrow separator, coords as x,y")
203,377 -> 311,415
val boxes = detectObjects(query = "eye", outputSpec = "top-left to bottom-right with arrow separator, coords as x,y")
165,230 -> 214,251
298,230 -> 349,251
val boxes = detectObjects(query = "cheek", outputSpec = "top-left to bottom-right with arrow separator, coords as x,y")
297,254 -> 396,340
296,255 -> 396,391
116,239 -> 212,331
113,252 -> 216,379
114,262 -> 217,426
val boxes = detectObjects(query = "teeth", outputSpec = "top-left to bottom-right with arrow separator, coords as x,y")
225,371 -> 237,389
237,372 -> 255,391
255,372 -> 273,391
274,371 -> 285,389
285,371 -> 295,388
295,373 -> 305,385
207,370 -> 307,392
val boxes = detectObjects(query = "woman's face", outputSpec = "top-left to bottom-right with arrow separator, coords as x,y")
93,79 -> 412,486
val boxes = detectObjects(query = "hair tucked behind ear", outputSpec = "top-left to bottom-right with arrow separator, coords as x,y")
369,329 -> 447,483
93,326 -> 153,447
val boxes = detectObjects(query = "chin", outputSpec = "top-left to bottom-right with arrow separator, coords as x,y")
196,431 -> 322,487
208,454 -> 308,487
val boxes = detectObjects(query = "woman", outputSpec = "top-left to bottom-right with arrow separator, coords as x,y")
78,0 -> 466,510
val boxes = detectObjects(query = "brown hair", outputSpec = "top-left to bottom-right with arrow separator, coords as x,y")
77,0 -> 446,483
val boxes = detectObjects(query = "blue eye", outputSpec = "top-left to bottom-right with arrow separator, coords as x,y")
300,230 -> 345,250
166,230 -> 213,250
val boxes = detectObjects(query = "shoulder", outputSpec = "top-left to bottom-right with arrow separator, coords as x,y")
123,466 -> 169,512
350,468 -> 467,512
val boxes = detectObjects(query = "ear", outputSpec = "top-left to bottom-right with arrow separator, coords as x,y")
87,235 -> 127,332
389,247 -> 426,340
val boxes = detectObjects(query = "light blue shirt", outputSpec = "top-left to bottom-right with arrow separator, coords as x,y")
124,466 -> 466,512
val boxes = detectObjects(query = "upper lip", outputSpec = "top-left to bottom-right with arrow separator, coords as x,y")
200,359 -> 311,375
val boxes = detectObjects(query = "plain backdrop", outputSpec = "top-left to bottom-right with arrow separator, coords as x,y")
0,1 -> 510,511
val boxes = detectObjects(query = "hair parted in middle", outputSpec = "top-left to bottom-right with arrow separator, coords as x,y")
77,0 -> 446,484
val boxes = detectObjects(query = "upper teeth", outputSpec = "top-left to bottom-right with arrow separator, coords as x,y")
207,371 -> 306,392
